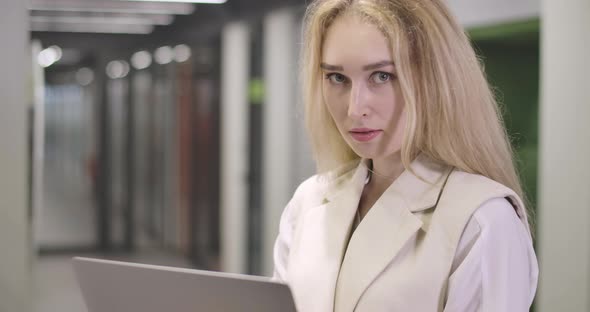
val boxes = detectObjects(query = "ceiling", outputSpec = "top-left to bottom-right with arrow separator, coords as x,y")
31,0 -> 304,57
30,0 -> 303,34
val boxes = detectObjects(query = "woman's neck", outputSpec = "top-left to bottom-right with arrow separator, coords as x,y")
358,152 -> 406,219
369,151 -> 405,188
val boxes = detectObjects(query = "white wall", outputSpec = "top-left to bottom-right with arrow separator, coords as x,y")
31,40 -> 45,250
220,21 -> 250,274
447,0 -> 539,28
289,11 -> 316,196
537,0 -> 590,310
262,8 -> 304,276
0,0 -> 31,311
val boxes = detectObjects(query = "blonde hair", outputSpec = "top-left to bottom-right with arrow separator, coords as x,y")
301,0 -> 533,226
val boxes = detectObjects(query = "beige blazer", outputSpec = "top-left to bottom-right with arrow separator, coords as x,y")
273,154 -> 533,311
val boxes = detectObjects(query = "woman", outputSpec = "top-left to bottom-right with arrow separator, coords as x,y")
273,0 -> 538,311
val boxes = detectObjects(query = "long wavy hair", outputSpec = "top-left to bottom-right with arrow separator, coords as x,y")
301,0 -> 533,225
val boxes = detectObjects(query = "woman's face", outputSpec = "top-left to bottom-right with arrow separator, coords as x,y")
321,14 -> 406,161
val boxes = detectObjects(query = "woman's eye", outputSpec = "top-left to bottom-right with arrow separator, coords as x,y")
371,72 -> 393,84
326,73 -> 347,84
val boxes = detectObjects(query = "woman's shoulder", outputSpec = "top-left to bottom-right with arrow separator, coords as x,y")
292,161 -> 359,202
439,168 -> 531,235
444,169 -> 520,201
279,174 -> 328,231
446,169 -> 511,193
291,174 -> 325,202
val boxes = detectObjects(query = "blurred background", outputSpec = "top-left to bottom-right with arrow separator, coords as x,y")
0,0 -> 588,311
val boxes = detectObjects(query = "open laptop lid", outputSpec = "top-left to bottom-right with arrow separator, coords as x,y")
72,257 -> 297,312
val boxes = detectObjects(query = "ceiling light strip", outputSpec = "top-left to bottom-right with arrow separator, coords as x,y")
31,21 -> 154,34
29,0 -> 195,15
31,15 -> 174,26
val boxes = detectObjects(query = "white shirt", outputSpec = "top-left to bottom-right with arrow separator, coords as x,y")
445,197 -> 538,311
274,197 -> 539,311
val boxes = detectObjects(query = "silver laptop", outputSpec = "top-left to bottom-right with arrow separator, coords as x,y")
72,257 -> 297,312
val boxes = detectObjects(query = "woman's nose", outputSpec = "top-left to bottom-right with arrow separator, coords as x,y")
348,83 -> 370,118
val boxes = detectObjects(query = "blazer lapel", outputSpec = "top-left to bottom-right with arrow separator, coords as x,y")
287,162 -> 367,312
333,154 -> 451,312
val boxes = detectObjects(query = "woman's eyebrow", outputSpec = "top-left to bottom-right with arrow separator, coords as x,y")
320,61 -> 395,71
320,63 -> 343,71
363,61 -> 395,71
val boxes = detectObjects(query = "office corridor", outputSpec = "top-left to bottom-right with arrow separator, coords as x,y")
35,250 -> 194,312
34,255 -> 86,312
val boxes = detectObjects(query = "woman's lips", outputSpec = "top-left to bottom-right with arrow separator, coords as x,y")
349,129 -> 382,142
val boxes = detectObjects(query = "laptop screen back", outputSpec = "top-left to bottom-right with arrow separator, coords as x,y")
72,257 -> 297,312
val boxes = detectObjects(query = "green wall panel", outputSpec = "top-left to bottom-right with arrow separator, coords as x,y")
469,19 -> 540,209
